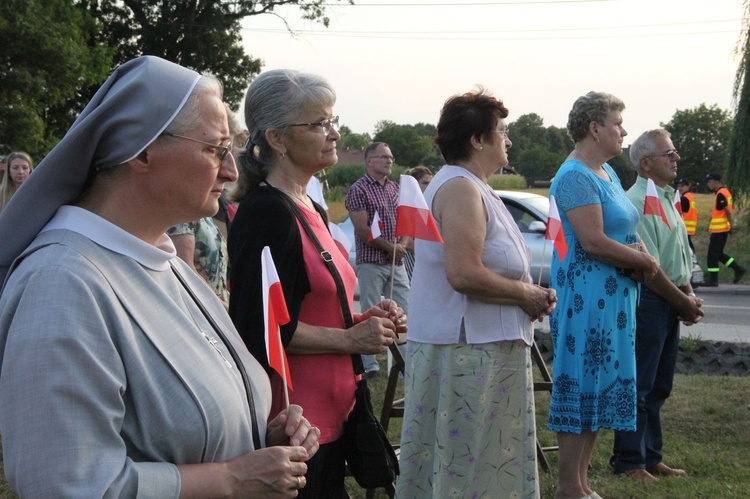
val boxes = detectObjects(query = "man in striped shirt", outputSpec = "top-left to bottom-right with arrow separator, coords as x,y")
345,142 -> 410,377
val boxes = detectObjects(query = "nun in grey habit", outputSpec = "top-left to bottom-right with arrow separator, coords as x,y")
0,56 -> 318,498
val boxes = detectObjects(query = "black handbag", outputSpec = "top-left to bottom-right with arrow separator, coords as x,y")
278,187 -> 399,488
341,353 -> 400,488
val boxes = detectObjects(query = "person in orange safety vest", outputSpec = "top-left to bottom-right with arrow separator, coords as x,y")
704,172 -> 745,286
676,178 -> 697,253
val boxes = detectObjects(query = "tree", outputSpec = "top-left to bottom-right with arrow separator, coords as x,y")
726,0 -> 750,206
82,0 -> 351,107
1,0 -> 349,158
0,0 -> 113,157
373,123 -> 439,167
338,125 -> 370,150
508,113 -> 573,181
661,104 -> 733,186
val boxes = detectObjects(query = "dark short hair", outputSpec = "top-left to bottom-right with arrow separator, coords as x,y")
364,142 -> 389,159
405,165 -> 433,181
435,87 -> 509,164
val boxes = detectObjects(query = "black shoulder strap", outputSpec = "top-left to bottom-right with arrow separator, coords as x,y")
272,187 -> 366,377
170,263 -> 263,450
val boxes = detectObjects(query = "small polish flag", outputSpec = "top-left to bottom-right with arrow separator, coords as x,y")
395,175 -> 444,244
367,211 -> 383,242
673,190 -> 682,214
328,222 -> 352,263
546,196 -> 568,261
645,178 -> 671,230
262,246 -> 293,392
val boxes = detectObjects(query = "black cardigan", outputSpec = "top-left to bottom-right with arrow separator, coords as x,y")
228,185 -> 329,371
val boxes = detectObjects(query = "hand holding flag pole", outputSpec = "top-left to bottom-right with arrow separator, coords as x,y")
261,246 -> 293,408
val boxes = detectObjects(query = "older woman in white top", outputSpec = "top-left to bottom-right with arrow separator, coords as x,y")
396,88 -> 557,499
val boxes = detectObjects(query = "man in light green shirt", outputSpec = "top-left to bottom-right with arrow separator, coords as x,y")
611,128 -> 704,482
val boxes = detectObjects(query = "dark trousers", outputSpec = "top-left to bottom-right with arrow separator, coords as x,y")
707,232 -> 730,269
299,437 -> 346,498
611,288 -> 680,473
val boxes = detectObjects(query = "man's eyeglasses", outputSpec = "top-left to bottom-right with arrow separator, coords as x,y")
495,129 -> 510,139
369,155 -> 395,161
162,133 -> 232,162
288,116 -> 340,135
647,149 -> 679,160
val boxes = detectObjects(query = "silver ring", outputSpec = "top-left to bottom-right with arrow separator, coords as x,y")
296,476 -> 302,489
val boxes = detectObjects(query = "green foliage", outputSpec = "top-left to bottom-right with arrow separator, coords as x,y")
325,163 -> 367,189
726,0 -> 750,211
373,122 -> 441,167
338,125 -> 371,150
608,153 -> 637,190
1,0 -> 347,158
661,104 -> 733,185
373,121 -> 442,166
0,0 -> 113,157
486,174 -> 528,190
508,114 -> 573,181
323,163 -> 407,191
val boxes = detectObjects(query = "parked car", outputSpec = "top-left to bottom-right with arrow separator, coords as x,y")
494,190 -> 551,287
336,190 -> 553,287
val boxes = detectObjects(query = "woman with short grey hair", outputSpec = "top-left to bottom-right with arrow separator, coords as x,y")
547,91 -> 658,499
228,69 -> 406,497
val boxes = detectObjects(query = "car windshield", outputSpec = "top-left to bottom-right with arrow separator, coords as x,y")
523,196 -> 550,217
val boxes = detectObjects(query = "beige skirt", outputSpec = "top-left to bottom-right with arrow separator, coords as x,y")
395,340 -> 540,499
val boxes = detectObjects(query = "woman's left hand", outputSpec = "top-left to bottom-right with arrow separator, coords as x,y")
265,404 -> 321,458
359,299 -> 408,335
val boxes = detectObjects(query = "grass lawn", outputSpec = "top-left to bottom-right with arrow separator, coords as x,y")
343,359 -> 750,499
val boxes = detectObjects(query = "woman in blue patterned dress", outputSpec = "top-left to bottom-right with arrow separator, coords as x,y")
547,92 -> 658,499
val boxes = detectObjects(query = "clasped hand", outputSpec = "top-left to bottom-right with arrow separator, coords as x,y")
224,405 -> 319,497
522,285 -> 558,322
679,295 -> 705,326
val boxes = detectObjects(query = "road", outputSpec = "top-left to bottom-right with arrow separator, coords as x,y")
689,284 -> 750,344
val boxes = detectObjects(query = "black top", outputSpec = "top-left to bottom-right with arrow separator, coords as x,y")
227,185 -> 328,371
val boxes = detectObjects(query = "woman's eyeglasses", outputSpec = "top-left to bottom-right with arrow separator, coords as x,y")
288,116 -> 340,135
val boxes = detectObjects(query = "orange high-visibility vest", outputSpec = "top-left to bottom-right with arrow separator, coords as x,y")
682,192 -> 698,235
709,187 -> 732,233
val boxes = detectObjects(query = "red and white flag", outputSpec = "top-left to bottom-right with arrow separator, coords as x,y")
395,175 -> 444,244
546,195 -> 568,261
645,178 -> 671,230
261,246 -> 293,392
673,190 -> 682,214
328,222 -> 352,263
367,211 -> 383,242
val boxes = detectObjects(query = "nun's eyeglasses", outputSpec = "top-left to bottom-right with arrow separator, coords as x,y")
162,133 -> 232,162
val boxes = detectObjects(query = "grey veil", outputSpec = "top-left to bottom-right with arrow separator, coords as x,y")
0,56 -> 200,283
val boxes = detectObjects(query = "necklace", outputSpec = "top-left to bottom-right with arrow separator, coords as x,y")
175,276 -> 233,369
264,180 -> 316,211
